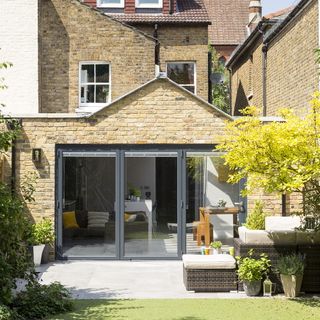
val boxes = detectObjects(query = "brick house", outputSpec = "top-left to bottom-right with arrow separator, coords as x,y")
227,0 -> 319,117
226,0 -> 319,215
204,0 -> 251,61
1,0 -> 249,260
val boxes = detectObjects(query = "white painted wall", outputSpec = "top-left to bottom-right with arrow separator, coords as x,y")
0,0 -> 39,115
126,158 -> 156,204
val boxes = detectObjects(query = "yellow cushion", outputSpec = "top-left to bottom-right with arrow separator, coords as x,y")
124,213 -> 137,222
63,211 -> 79,229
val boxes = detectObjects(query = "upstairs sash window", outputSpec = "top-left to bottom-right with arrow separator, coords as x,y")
80,62 -> 111,107
97,0 -> 124,8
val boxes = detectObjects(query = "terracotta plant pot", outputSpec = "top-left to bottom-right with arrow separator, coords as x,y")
280,274 -> 303,298
243,280 -> 261,296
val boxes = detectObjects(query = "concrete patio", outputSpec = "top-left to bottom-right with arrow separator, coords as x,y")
37,260 -> 248,299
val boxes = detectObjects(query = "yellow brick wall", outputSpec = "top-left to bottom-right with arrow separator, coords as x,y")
39,0 -> 155,113
138,25 -> 209,101
267,0 -> 319,117
231,41 -> 264,115
12,79 -> 228,221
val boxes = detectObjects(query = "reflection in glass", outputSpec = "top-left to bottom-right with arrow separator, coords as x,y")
62,157 -> 116,258
124,155 -> 178,257
167,63 -> 194,85
186,155 -> 240,254
81,64 -> 94,83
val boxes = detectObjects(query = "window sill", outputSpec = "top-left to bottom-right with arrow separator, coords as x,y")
76,105 -> 107,114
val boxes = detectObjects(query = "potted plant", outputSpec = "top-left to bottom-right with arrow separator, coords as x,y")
236,250 -> 271,296
128,185 -> 142,201
217,200 -> 227,208
210,241 -> 222,254
276,253 -> 305,298
30,219 -> 55,266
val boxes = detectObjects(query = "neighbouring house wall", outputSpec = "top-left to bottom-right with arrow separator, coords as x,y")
0,0 -> 39,115
9,79 -> 228,223
266,0 -> 318,117
39,0 -> 155,113
230,40 -> 264,115
138,25 -> 209,101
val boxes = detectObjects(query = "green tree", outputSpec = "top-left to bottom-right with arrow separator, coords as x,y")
0,60 -> 31,305
210,47 -> 230,114
217,94 -> 320,228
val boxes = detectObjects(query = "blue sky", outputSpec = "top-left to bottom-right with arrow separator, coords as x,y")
262,0 -> 299,15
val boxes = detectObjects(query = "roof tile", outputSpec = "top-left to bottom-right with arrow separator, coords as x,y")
107,0 -> 211,24
203,0 -> 251,45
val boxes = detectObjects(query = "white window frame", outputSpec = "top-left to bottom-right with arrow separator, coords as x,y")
96,0 -> 125,8
79,61 -> 111,108
166,61 -> 197,95
135,0 -> 163,9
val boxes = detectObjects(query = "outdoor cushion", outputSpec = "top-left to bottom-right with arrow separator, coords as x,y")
238,226 -> 296,245
88,211 -> 109,228
63,211 -> 79,229
182,254 -> 236,270
265,216 -> 301,231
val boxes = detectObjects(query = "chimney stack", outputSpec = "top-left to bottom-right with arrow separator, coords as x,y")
249,0 -> 262,24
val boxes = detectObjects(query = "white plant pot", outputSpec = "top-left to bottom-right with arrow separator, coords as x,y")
213,248 -> 222,255
33,244 -> 45,267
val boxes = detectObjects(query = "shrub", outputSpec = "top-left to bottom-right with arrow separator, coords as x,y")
31,219 -> 55,245
244,200 -> 266,230
0,305 -> 14,320
276,254 -> 305,276
0,183 -> 33,305
236,250 -> 271,282
210,241 -> 222,249
13,281 -> 73,320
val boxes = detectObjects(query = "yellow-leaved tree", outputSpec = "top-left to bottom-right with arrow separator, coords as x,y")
217,93 -> 320,229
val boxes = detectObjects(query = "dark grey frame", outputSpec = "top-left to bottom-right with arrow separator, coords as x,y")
55,144 -> 216,260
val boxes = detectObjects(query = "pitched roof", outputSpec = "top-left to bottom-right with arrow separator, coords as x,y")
203,0 -> 251,46
91,76 -> 233,120
226,4 -> 296,67
264,5 -> 296,20
107,0 -> 211,25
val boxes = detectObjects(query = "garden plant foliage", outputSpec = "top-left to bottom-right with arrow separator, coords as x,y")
218,94 -> 320,225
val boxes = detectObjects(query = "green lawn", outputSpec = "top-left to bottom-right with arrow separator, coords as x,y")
48,298 -> 320,320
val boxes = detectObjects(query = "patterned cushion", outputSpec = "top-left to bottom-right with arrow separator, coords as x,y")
88,211 -> 109,228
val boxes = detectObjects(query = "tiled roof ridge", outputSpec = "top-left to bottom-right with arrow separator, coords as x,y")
264,5 -> 296,20
75,0 -> 157,41
105,0 -> 211,24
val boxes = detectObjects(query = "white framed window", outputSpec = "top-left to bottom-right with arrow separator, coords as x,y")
79,62 -> 111,107
166,62 -> 196,94
135,0 -> 163,9
96,0 -> 124,8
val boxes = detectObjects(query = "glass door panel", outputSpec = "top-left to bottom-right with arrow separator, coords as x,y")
124,152 -> 178,258
62,154 -> 116,258
186,153 -> 240,254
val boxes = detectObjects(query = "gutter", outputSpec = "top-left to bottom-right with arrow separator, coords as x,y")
264,0 -> 312,45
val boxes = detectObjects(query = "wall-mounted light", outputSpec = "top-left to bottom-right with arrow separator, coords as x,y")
32,148 -> 42,163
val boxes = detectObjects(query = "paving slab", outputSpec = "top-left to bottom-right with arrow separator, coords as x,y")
38,260 -> 250,299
